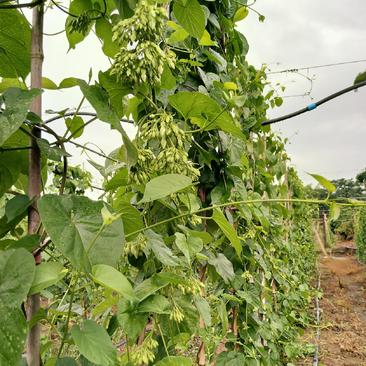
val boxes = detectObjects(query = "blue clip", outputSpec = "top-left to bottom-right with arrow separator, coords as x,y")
307,103 -> 317,111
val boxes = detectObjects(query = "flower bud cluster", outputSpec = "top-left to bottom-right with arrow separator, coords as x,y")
177,277 -> 204,295
131,112 -> 199,184
111,0 -> 175,85
111,42 -> 175,85
170,305 -> 185,323
69,12 -> 91,36
112,0 -> 166,44
124,233 -> 147,258
130,337 -> 158,365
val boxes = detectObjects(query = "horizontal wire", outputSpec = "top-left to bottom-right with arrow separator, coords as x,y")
262,80 -> 366,126
267,59 -> 366,75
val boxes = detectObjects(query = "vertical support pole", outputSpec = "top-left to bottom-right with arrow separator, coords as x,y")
322,213 -> 328,248
26,2 -> 44,366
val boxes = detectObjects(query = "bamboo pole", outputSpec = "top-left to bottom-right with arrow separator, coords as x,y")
26,2 -> 44,365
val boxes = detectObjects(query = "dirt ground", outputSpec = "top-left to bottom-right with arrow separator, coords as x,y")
299,241 -> 366,366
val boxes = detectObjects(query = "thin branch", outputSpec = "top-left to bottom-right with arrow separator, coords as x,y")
7,190 -> 24,195
64,116 -> 97,141
36,123 -> 120,163
68,140 -> 119,163
49,0 -> 106,19
44,111 -> 134,125
0,146 -> 32,152
0,0 -> 43,9
43,29 -> 65,36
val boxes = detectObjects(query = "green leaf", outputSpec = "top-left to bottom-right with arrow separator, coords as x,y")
354,70 -> 366,85
160,64 -> 176,90
199,30 -> 217,46
0,234 -> 40,252
330,203 -> 341,222
55,358 -> 79,366
0,193 -> 32,238
140,174 -> 192,203
208,254 -> 235,283
77,80 -> 138,165
0,88 -> 41,146
168,92 -> 244,139
308,173 -> 336,194
92,264 -> 135,300
167,26 -> 189,43
5,194 -> 30,222
98,71 -> 130,119
38,195 -> 124,272
114,0 -> 136,18
223,82 -> 238,91
71,320 -> 117,366
145,230 -> 180,267
0,304 -> 27,366
0,248 -> 35,307
134,273 -> 177,301
194,295 -> 211,327
120,128 -> 138,166
175,233 -> 203,263
0,78 -> 26,92
233,7 -> 249,22
77,80 -> 120,129
137,294 -> 170,314
232,30 -> 249,57
212,209 -> 242,256
36,138 -> 71,161
116,203 -> 144,238
155,356 -> 193,366
173,0 -> 206,39
177,225 -> 212,245
105,168 -> 128,191
95,18 -> 119,58
216,351 -> 246,366
117,303 -> 147,341
0,10 -> 31,78
59,77 -> 79,89
66,0 -> 94,49
65,116 -> 84,138
42,77 -> 58,90
29,262 -> 68,295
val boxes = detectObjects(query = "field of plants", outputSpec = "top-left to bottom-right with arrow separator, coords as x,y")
0,0 -> 365,366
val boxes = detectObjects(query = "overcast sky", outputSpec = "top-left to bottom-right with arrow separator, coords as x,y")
35,0 -> 366,185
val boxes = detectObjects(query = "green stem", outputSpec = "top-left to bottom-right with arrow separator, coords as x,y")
156,321 -> 169,357
57,273 -> 79,358
62,96 -> 86,139
86,224 -> 105,255
125,198 -> 366,239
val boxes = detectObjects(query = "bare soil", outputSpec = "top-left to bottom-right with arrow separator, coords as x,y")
300,241 -> 366,365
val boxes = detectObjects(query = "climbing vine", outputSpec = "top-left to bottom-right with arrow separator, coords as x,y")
0,1 -> 338,365
356,208 -> 366,262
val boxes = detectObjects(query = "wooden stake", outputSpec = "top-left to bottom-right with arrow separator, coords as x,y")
26,2 -> 44,365
322,213 -> 328,248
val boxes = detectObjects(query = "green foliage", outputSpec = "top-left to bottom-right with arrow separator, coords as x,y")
0,303 -> 28,365
71,320 -> 117,365
354,70 -> 366,84
0,10 -> 31,78
0,88 -> 40,146
139,174 -> 192,203
38,195 -> 124,272
0,2 -> 320,365
356,208 -> 366,262
173,0 -> 206,39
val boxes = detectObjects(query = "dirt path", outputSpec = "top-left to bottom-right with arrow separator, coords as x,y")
309,241 -> 366,365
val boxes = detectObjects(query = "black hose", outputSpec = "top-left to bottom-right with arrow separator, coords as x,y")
262,80 -> 366,126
